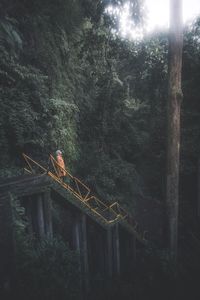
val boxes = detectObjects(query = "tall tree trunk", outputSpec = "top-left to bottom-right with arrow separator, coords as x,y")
166,0 -> 183,264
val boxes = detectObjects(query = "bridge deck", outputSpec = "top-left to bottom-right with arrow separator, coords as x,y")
0,154 -> 147,244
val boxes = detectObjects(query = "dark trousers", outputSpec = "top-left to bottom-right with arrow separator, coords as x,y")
60,176 -> 70,185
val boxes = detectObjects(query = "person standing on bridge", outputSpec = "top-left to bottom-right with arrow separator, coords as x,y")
56,150 -> 67,181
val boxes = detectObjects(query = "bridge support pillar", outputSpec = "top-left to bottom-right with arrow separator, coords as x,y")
26,196 -> 33,235
106,228 -> 113,278
80,213 -> 90,294
132,234 -> 136,264
36,195 -> 45,238
73,214 -> 81,252
43,190 -> 53,238
71,213 -> 84,299
0,194 -> 16,298
198,158 -> 200,218
113,223 -> 120,277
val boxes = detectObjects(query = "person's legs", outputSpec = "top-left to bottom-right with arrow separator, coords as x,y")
62,176 -> 70,185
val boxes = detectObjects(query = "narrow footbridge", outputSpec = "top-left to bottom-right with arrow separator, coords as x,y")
0,154 -> 147,294
22,153 -> 147,242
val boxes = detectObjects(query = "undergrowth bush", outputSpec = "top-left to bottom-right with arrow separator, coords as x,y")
12,198 -> 81,300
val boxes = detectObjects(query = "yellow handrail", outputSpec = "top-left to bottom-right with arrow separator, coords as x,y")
22,153 -> 146,240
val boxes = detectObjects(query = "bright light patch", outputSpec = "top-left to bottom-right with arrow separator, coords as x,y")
146,0 -> 200,32
106,1 -> 144,39
106,0 -> 200,40
183,0 -> 200,22
145,0 -> 169,32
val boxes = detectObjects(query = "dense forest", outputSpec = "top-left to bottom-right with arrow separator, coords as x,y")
0,0 -> 200,299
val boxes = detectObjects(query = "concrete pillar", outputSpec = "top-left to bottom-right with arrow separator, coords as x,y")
132,234 -> 136,264
43,190 -> 53,238
198,159 -> 200,218
36,195 -> 45,238
26,197 -> 33,235
72,214 -> 83,299
126,233 -> 136,277
80,213 -> 90,293
74,217 -> 81,252
0,194 -> 17,298
106,228 -> 113,278
113,223 -> 120,276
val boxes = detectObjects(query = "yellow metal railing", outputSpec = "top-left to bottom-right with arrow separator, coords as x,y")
22,153 -> 147,240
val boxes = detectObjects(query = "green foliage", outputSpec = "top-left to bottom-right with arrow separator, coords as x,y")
17,238 -> 81,300
0,18 -> 22,53
49,98 -> 79,162
0,1 -> 149,207
0,15 -> 80,173
1,1 -> 200,298
181,18 -> 200,173
1,0 -> 200,253
75,22 -> 168,206
11,198 -> 81,300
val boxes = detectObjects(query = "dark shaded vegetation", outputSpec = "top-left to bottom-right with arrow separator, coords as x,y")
10,196 -> 80,300
1,0 -> 200,299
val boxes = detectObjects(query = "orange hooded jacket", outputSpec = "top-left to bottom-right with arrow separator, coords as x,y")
56,154 -> 66,177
